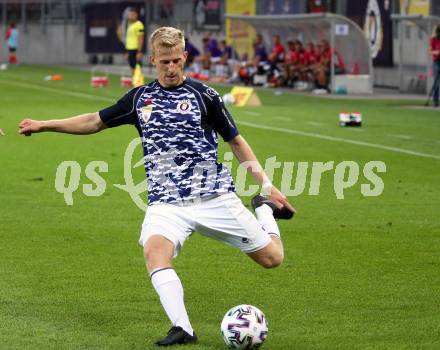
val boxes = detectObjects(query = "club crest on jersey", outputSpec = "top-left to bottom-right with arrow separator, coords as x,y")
176,99 -> 192,114
139,98 -> 153,123
140,106 -> 153,123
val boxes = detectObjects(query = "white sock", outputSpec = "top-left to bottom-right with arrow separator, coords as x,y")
255,204 -> 281,237
150,268 -> 194,336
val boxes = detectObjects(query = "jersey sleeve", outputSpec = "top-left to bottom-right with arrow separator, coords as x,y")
99,88 -> 139,128
204,87 -> 239,142
136,22 -> 144,36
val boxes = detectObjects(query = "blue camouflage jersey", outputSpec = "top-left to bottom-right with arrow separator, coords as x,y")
99,78 -> 239,204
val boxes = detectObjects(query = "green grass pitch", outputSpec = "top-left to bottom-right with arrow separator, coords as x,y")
0,65 -> 439,349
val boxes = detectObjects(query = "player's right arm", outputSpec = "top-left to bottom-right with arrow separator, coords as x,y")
19,112 -> 106,136
19,86 -> 142,137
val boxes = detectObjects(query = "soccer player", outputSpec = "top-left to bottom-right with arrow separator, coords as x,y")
18,27 -> 295,347
125,7 -> 145,72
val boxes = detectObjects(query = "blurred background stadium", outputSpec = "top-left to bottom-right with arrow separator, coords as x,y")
1,0 -> 440,94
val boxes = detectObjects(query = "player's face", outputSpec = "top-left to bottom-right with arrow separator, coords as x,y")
151,44 -> 187,88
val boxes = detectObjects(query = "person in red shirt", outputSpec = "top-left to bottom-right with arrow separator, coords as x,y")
311,42 -> 328,90
284,40 -> 298,87
321,40 -> 345,74
306,42 -> 318,65
268,34 -> 285,64
429,26 -> 440,107
267,34 -> 286,87
312,40 -> 346,91
295,41 -> 309,88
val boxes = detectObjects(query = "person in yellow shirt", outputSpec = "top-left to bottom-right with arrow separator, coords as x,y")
125,7 -> 145,72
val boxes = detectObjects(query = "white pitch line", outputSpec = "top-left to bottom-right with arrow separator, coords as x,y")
244,111 -> 261,116
236,120 -> 440,160
306,121 -> 323,126
4,78 -> 439,160
387,133 -> 414,140
275,116 -> 291,121
0,79 -> 115,103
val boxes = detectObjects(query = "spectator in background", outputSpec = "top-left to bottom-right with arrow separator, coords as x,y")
306,42 -> 318,67
267,34 -> 286,87
268,34 -> 285,65
305,42 -> 320,86
288,40 -> 309,90
321,39 -> 345,74
212,40 -> 236,81
5,22 -> 19,65
429,26 -> 440,107
312,40 -> 345,93
211,40 -> 236,82
219,40 -> 234,65
229,33 -> 268,84
125,7 -> 144,72
252,33 -> 268,67
284,40 -> 297,87
184,37 -> 200,68
194,32 -> 221,76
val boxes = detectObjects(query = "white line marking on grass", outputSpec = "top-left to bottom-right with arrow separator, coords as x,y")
275,116 -> 291,121
0,79 -> 115,103
236,120 -> 440,160
387,133 -> 414,140
244,111 -> 261,116
306,121 -> 323,126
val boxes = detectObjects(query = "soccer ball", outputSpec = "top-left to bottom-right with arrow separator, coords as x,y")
220,304 -> 268,349
222,93 -> 236,105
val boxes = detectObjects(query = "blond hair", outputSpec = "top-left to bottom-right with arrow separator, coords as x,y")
149,27 -> 185,56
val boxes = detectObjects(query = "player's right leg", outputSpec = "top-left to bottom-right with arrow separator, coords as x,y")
193,193 -> 294,269
246,237 -> 284,268
140,205 -> 197,346
247,194 -> 295,268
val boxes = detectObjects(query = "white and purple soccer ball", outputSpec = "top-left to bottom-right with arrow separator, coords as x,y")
221,304 -> 268,349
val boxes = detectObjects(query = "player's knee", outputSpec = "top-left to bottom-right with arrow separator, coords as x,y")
261,252 -> 284,269
143,242 -> 161,262
143,237 -> 174,268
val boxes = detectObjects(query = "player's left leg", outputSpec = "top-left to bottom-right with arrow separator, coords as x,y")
144,235 -> 197,346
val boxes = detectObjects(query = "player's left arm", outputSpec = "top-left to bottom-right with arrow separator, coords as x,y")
205,86 -> 294,210
228,135 -> 294,211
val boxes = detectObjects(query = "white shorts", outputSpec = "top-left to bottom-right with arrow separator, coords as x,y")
139,193 -> 271,257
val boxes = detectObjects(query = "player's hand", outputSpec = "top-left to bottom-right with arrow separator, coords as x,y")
268,186 -> 296,214
0,128 -> 5,136
19,118 -> 43,136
